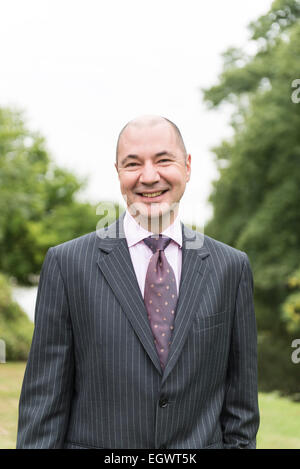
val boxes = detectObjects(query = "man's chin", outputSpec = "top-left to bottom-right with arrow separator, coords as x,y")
128,201 -> 178,232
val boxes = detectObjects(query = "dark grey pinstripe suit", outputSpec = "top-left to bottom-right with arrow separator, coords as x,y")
17,213 -> 259,449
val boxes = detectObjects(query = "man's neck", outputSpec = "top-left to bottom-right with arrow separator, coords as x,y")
128,209 -> 179,234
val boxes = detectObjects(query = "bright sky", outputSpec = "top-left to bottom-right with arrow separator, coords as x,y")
0,0 -> 272,229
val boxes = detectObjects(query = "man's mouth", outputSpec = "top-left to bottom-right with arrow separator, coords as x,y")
137,190 -> 168,199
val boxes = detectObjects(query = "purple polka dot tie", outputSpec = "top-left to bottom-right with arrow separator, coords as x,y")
143,235 -> 178,370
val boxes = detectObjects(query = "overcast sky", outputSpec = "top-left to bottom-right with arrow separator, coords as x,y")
1,0 -> 272,229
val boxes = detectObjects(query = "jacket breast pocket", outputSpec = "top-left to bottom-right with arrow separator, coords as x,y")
193,311 -> 226,332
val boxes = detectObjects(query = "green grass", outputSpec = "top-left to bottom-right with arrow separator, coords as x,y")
0,362 -> 26,449
257,392 -> 300,449
0,362 -> 299,449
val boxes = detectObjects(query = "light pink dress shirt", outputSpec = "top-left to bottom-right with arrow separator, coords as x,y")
123,209 -> 182,297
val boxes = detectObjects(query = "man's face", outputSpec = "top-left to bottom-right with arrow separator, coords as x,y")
115,121 -> 191,230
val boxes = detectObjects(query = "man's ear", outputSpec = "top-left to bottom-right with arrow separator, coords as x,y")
186,154 -> 191,182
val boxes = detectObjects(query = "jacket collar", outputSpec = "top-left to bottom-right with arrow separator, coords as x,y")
97,211 -> 209,257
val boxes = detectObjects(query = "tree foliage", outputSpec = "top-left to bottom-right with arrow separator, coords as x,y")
0,107 -> 117,284
0,273 -> 33,360
0,107 -> 123,359
202,0 -> 300,393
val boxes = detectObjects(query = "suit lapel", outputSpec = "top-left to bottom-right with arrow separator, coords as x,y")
96,213 -> 163,375
161,224 -> 211,385
96,214 -> 211,381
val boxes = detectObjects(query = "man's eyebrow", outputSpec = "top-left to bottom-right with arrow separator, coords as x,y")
120,151 -> 176,166
155,151 -> 175,158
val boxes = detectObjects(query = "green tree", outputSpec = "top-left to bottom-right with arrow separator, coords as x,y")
202,0 -> 300,393
0,107 -> 121,284
0,107 -> 123,359
0,273 -> 33,360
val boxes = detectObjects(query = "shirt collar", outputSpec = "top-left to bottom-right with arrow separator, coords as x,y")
124,209 -> 182,249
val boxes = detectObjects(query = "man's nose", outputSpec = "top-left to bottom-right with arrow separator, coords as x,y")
139,162 -> 160,184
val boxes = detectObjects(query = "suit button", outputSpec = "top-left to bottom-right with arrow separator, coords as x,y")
159,397 -> 168,408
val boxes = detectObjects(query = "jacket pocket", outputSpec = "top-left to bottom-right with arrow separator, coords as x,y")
193,311 -> 226,332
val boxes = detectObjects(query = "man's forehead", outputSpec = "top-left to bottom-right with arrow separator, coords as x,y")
116,114 -> 187,162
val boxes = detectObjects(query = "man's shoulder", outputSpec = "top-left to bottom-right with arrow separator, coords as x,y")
203,233 -> 246,260
200,233 -> 250,277
50,231 -> 98,257
182,224 -> 249,275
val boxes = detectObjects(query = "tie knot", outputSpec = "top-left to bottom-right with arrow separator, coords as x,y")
143,235 -> 171,254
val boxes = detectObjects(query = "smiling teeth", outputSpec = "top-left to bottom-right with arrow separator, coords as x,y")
142,191 -> 163,198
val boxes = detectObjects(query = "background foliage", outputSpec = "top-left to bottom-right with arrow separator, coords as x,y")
0,107 -> 122,359
0,107 -> 108,285
0,273 -> 33,360
202,0 -> 300,394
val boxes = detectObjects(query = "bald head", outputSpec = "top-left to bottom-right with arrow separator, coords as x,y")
116,115 -> 187,164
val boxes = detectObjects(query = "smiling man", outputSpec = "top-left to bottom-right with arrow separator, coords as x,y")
17,115 -> 259,449
115,115 -> 191,233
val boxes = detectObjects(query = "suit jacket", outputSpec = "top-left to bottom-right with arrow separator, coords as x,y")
17,213 -> 259,449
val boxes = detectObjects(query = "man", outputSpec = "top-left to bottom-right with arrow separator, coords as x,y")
17,115 -> 259,449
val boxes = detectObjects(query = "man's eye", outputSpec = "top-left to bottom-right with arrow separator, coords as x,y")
124,159 -> 171,168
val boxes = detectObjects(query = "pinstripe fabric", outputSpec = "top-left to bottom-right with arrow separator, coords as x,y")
17,213 -> 259,449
